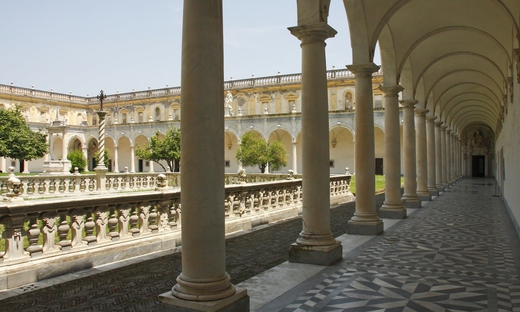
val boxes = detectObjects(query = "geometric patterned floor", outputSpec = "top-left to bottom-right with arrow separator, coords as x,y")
264,179 -> 520,311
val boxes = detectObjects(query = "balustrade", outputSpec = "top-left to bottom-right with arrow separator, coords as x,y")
0,175 -> 351,276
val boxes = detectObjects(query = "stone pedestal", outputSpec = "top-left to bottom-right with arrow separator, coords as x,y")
42,160 -> 72,175
289,241 -> 342,266
157,289 -> 249,312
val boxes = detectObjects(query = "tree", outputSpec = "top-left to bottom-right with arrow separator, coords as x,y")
0,106 -> 47,161
94,148 -> 110,169
67,149 -> 87,173
135,126 -> 181,172
236,132 -> 287,173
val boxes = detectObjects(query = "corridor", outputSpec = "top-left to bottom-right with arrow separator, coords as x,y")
253,178 -> 520,311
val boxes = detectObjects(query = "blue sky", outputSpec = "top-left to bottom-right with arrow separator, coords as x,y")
1,1 -> 378,96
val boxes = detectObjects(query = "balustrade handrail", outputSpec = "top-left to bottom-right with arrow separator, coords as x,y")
0,68 -> 382,104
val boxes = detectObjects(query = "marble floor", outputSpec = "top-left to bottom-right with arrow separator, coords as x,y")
241,178 -> 520,311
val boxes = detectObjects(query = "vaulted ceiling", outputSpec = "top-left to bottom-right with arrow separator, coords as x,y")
343,0 -> 519,140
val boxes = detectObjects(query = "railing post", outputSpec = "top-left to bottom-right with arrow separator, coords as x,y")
139,202 -> 151,234
83,207 -> 97,245
57,210 -> 72,251
3,215 -> 28,260
41,212 -> 59,252
107,204 -> 120,241
71,209 -> 85,247
26,214 -> 43,257
95,205 -> 110,242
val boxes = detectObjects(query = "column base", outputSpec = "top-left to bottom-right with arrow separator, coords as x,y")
289,241 -> 342,266
402,195 -> 422,208
379,202 -> 406,219
436,184 -> 445,192
428,188 -> 439,196
443,183 -> 450,189
347,220 -> 384,235
417,191 -> 432,201
157,288 -> 249,312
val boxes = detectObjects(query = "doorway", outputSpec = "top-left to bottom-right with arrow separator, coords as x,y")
472,155 -> 485,177
375,158 -> 384,175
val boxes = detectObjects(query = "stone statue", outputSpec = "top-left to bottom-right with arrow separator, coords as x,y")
225,91 -> 233,116
473,129 -> 484,147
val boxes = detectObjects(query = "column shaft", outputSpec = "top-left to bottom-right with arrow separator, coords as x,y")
426,116 -> 438,195
401,100 -> 421,207
288,23 -> 341,265
379,85 -> 406,219
415,109 -> 430,201
113,146 -> 119,173
130,146 -> 136,173
441,126 -> 448,188
346,63 -> 383,235
446,129 -> 452,185
292,142 -> 298,174
435,122 -> 444,191
161,2 -> 248,309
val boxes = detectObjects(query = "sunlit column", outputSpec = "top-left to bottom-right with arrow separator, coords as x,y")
292,141 -> 298,174
378,85 -> 406,219
400,100 -> 421,208
426,116 -> 438,195
82,147 -> 88,171
158,1 -> 248,310
288,21 -> 342,265
346,63 -> 383,235
149,160 -> 154,173
22,160 -> 30,173
0,157 -> 6,173
435,121 -> 444,191
130,145 -> 136,173
113,146 -> 119,173
415,108 -> 430,201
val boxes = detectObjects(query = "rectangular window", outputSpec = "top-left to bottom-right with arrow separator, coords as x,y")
329,160 -> 334,168
225,160 -> 230,167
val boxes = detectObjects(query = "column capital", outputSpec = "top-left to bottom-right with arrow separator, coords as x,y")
415,108 -> 429,116
379,85 -> 404,96
346,63 -> 380,77
441,125 -> 448,130
446,129 -> 452,134
399,99 -> 418,108
426,116 -> 437,122
288,23 -> 337,44
435,121 -> 443,127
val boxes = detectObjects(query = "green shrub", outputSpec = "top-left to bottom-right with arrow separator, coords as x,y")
67,149 -> 87,173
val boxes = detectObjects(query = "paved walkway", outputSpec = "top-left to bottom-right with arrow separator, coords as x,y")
2,178 -> 520,311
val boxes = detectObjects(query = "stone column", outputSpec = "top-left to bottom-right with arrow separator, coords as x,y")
95,111 -> 108,192
149,160 -> 154,173
82,147 -> 89,171
22,160 -> 30,173
435,121 -> 444,191
378,85 -> 406,219
400,100 -> 421,208
130,145 -> 136,173
426,116 -> 438,195
446,129 -> 452,185
292,141 -> 298,174
441,125 -> 449,189
288,22 -> 342,265
113,146 -> 119,173
415,108 -> 431,201
158,1 -> 248,310
0,157 -> 6,173
346,63 -> 383,235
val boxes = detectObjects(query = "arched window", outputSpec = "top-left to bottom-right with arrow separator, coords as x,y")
155,107 -> 161,121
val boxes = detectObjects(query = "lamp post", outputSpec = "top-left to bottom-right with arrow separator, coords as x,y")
94,90 -> 108,191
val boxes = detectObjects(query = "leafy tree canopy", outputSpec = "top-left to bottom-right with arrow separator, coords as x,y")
236,131 -> 287,173
135,126 -> 181,172
0,106 -> 48,160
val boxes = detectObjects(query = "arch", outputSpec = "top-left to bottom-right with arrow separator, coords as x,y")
329,125 -> 355,174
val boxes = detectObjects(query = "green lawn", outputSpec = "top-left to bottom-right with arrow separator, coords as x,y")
349,175 -> 404,195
